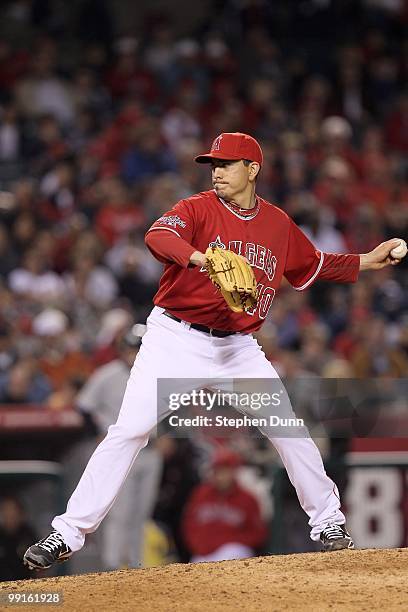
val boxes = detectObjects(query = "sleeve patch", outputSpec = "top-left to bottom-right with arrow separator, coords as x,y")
156,215 -> 187,229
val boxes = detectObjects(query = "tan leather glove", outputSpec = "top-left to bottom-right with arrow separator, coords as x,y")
205,246 -> 258,313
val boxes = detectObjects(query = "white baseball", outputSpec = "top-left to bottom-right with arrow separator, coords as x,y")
390,239 -> 407,259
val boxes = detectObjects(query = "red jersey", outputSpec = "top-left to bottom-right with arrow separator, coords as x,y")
181,481 -> 267,556
145,190 -> 359,333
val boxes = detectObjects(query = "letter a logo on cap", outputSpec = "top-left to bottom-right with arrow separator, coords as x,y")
194,132 -> 263,165
212,135 -> 223,151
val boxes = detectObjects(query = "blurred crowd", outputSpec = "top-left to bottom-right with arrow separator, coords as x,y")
0,0 -> 407,576
0,0 -> 406,405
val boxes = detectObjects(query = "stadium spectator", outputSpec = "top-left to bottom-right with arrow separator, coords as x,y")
120,119 -> 177,186
8,247 -> 66,306
94,177 -> 144,247
350,315 -> 408,377
182,450 -> 268,562
14,45 -> 75,125
32,308 -> 94,391
0,358 -> 51,404
0,496 -> 37,581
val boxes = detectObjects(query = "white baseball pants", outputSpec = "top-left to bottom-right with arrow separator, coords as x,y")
52,306 -> 345,550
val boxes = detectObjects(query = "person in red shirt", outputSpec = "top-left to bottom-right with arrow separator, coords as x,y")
25,132 -> 404,570
95,177 -> 144,247
182,450 -> 267,562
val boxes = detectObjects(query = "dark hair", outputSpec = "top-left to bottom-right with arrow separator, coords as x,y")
243,159 -> 260,180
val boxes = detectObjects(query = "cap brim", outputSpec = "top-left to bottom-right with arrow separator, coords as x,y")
194,152 -> 240,164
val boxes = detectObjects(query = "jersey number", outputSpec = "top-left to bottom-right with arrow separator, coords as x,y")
247,284 -> 276,319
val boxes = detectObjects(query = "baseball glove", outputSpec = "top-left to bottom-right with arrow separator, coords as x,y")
205,246 -> 258,313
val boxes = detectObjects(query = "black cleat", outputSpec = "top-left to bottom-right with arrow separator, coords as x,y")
320,524 -> 354,552
23,531 -> 72,570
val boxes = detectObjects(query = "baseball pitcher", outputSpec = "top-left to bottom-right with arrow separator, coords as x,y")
24,133 -> 405,569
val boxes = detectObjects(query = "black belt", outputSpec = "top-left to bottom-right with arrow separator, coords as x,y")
163,311 -> 236,338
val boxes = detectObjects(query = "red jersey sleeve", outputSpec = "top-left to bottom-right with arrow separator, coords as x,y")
145,199 -> 197,268
318,252 -> 360,283
284,219 -> 360,289
145,230 -> 196,268
284,219 -> 325,289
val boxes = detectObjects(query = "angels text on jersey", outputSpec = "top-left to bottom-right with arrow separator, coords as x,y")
204,235 -> 277,282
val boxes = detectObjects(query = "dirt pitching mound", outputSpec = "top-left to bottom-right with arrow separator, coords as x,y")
1,548 -> 407,611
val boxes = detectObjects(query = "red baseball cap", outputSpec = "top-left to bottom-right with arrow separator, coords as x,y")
195,132 -> 263,166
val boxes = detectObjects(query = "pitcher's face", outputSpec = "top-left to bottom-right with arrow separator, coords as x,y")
211,159 -> 254,202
